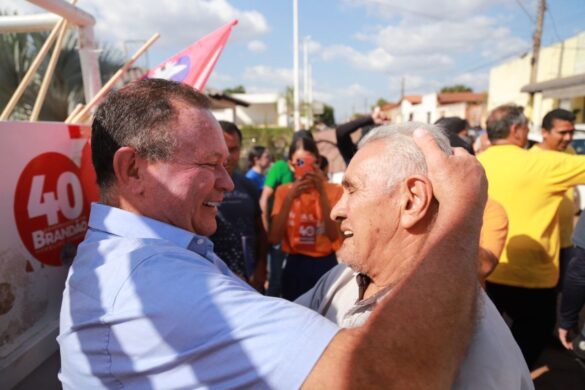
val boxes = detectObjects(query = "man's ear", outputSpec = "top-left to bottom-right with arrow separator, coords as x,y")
510,123 -> 524,142
399,176 -> 433,229
112,146 -> 145,196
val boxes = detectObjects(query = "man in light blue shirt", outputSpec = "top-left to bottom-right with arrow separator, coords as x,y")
58,79 -> 487,388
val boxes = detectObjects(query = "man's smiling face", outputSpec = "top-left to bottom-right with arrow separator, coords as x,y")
331,140 -> 401,275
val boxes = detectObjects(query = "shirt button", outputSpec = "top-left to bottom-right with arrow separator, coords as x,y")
197,239 -> 204,245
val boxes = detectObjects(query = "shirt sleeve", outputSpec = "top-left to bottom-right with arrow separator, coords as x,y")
480,198 -> 509,260
336,116 -> 374,165
538,152 -> 585,192
265,161 -> 286,189
111,250 -> 339,389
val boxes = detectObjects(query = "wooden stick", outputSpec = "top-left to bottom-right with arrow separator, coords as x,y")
65,103 -> 84,123
71,33 -> 160,123
30,20 -> 69,121
0,18 -> 66,120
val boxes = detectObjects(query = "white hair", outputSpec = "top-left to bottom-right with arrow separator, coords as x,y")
357,122 -> 452,189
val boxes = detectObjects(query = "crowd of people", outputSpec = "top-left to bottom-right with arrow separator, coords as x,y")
56,77 -> 585,388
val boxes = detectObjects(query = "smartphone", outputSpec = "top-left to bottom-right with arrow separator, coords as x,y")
294,155 -> 316,180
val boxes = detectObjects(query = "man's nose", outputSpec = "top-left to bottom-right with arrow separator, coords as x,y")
218,165 -> 234,192
330,194 -> 346,222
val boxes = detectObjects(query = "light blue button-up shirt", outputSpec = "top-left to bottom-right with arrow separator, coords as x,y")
58,203 -> 339,389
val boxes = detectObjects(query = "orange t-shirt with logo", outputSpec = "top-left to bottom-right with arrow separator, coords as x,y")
272,182 -> 343,257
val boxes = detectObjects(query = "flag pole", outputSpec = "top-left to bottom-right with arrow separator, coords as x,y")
0,18 -> 66,120
293,0 -> 300,131
71,32 -> 160,123
31,20 -> 70,121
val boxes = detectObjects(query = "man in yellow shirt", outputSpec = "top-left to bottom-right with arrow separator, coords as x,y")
530,108 -> 578,290
478,104 -> 585,369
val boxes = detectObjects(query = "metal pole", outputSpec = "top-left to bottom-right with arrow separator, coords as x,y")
71,33 -> 160,123
303,36 -> 309,128
293,0 -> 300,131
28,0 -> 102,102
0,13 -> 60,33
530,0 -> 546,85
308,62 -> 313,127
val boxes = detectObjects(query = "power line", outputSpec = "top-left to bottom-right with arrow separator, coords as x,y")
546,7 -> 562,43
461,47 -> 531,74
514,0 -> 536,23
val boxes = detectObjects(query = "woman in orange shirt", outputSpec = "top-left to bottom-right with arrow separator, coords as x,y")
269,137 -> 342,300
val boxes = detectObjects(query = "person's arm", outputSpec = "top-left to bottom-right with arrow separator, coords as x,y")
479,198 -> 508,283
259,185 -> 274,232
479,248 -> 499,282
336,116 -> 375,164
302,130 -> 485,388
250,184 -> 268,292
250,215 -> 268,292
304,171 -> 340,242
559,246 -> 585,349
268,182 -> 311,245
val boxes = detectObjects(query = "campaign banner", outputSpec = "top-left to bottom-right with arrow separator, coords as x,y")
0,121 -> 96,387
145,19 -> 238,91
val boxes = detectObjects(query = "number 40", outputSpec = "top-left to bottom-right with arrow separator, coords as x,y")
27,173 -> 83,226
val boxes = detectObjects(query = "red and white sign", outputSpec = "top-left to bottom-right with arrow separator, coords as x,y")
0,121 -> 97,374
14,152 -> 89,266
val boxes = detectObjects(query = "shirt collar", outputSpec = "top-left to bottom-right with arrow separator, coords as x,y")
88,203 -> 215,260
353,272 -> 391,306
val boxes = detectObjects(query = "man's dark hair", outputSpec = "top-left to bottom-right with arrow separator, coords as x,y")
247,145 -> 266,169
292,129 -> 314,143
434,117 -> 469,135
486,104 -> 527,142
288,135 -> 319,161
91,79 -> 211,200
541,108 -> 576,131
219,120 -> 242,143
435,117 -> 474,155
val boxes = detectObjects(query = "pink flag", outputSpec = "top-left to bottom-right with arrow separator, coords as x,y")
145,19 -> 238,91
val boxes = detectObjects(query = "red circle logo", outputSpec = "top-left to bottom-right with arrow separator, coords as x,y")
14,152 -> 89,266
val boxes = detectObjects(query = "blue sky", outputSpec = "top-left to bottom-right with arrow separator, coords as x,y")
3,0 -> 585,122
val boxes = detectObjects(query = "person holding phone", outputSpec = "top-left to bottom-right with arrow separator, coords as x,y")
269,137 -> 343,300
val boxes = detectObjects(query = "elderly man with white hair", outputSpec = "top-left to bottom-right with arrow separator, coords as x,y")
297,122 -> 533,389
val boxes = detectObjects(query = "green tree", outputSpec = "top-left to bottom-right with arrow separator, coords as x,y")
374,98 -> 388,107
240,126 -> 293,165
315,104 -> 335,127
0,25 -> 123,121
223,85 -> 246,95
440,84 -> 473,93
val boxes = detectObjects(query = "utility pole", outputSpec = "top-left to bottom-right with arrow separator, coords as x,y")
303,36 -> 309,128
308,62 -> 313,128
400,77 -> 405,100
293,0 -> 300,131
527,0 -> 546,125
530,0 -> 546,85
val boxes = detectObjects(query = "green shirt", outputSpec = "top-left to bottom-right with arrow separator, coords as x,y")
265,160 -> 294,190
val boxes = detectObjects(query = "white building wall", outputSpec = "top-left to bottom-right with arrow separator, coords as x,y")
488,31 -> 585,125
211,108 -> 236,123
437,102 -> 467,119
229,93 -> 289,127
